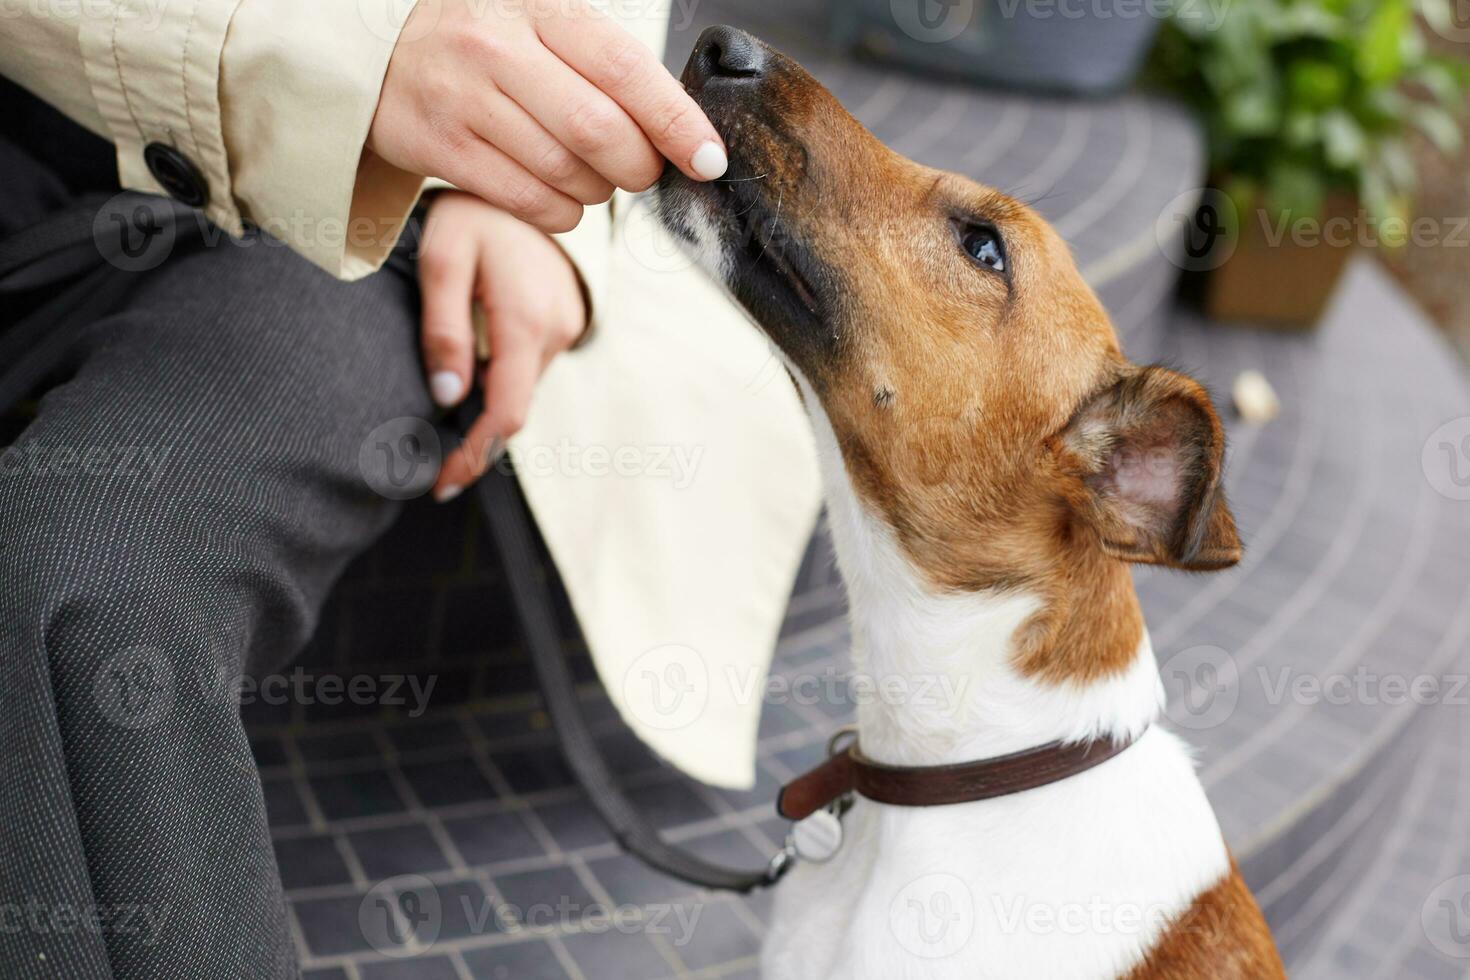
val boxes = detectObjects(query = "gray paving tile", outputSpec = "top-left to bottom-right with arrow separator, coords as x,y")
443,810 -> 547,867
275,834 -> 353,891
349,824 -> 451,881
461,939 -> 573,980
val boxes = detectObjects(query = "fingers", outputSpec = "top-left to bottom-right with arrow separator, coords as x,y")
417,228 -> 477,408
472,87 -> 614,206
495,42 -> 666,193
535,7 -> 727,181
439,136 -> 585,233
432,292 -> 545,501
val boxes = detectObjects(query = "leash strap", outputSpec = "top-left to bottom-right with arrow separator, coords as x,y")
778,729 -> 1144,820
475,469 -> 791,893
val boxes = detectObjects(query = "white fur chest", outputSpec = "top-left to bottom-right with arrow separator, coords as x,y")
760,726 -> 1230,980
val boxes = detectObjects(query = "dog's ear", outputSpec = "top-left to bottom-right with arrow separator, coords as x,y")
1049,364 -> 1241,571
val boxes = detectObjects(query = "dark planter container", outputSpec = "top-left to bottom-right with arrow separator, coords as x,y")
832,0 -> 1164,95
1203,192 -> 1358,328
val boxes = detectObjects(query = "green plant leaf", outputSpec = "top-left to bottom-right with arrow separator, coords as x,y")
1410,61 -> 1466,110
1322,110 -> 1367,166
1412,104 -> 1464,154
1225,84 -> 1282,134
1289,60 -> 1348,109
1357,0 -> 1409,84
1267,162 -> 1326,218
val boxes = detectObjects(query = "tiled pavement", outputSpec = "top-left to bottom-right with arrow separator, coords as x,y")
242,6 -> 1470,978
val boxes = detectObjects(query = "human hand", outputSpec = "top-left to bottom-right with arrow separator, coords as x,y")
368,0 -> 728,234
417,191 -> 587,502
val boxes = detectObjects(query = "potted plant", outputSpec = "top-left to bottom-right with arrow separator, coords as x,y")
1150,0 -> 1468,326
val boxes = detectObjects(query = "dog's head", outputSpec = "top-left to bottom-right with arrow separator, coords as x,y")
657,27 -> 1240,600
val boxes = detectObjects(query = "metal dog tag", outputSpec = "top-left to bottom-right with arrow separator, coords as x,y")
790,808 -> 844,863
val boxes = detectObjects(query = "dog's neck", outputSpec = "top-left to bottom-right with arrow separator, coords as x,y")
799,380 -> 1163,768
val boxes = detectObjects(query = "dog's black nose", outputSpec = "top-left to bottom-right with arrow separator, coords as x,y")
690,26 -> 764,84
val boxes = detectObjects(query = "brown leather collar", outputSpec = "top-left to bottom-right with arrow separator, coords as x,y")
777,730 -> 1144,820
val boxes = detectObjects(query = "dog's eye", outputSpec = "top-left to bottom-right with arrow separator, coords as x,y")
957,224 -> 1005,273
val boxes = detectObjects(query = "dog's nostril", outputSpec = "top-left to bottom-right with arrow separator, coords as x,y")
694,25 -> 764,80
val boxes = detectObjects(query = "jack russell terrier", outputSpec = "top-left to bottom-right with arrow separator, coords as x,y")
654,26 -> 1286,980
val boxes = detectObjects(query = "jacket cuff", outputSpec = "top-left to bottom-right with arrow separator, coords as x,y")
78,0 -> 246,234
80,0 -> 426,281
218,0 -> 422,279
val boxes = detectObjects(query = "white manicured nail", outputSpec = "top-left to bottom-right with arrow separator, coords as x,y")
429,371 -> 463,407
691,141 -> 728,180
434,484 -> 463,504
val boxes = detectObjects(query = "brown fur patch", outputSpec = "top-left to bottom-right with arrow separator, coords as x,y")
1126,862 -> 1285,979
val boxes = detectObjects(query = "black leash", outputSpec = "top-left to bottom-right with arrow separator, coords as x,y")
474,467 -> 791,893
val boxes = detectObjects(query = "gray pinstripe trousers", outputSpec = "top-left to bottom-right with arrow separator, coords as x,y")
1,103 -> 433,979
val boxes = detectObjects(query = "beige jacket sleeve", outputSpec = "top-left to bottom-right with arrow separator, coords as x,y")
0,0 -> 607,290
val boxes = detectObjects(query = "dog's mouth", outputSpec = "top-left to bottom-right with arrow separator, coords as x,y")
717,176 -> 824,316
652,26 -> 840,364
655,120 -> 835,363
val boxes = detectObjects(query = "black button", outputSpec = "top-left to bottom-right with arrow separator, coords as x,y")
143,142 -> 208,208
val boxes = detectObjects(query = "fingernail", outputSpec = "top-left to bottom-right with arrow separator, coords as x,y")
691,140 -> 728,180
429,371 -> 464,407
434,484 -> 463,504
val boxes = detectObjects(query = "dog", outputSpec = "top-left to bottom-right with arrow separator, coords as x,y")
653,25 -> 1286,980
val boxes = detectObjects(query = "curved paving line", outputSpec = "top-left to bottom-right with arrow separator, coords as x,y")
962,100 -> 1030,174
1107,261 -> 1177,337
1204,380 -> 1431,786
1153,341 -> 1319,649
1078,156 -> 1201,291
1015,106 -> 1090,207
1053,103 -> 1151,240
1269,722 -> 1442,963
1232,569 -> 1470,880
1259,737 -> 1424,954
1212,366 -> 1384,678
1293,716 -> 1452,978
851,75 -> 908,131
1366,711 -> 1470,980
890,89 -> 972,159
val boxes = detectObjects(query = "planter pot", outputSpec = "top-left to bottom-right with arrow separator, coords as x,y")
831,0 -> 1162,96
1202,192 -> 1359,329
